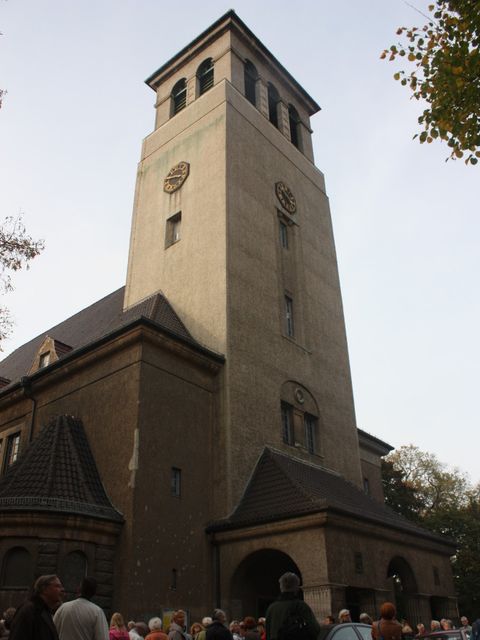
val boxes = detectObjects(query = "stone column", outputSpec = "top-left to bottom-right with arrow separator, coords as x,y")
278,101 -> 291,140
187,76 -> 197,105
257,79 -> 269,120
303,584 -> 347,621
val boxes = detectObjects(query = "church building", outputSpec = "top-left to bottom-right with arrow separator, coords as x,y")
0,11 -> 457,626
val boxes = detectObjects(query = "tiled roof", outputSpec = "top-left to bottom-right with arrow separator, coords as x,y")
0,287 -> 204,386
207,448 -> 455,547
0,415 -> 123,522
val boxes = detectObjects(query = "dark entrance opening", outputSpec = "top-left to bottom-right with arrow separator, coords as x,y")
230,549 -> 301,619
387,557 -> 418,622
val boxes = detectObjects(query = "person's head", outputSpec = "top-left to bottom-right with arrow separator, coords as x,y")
402,623 -> 413,634
323,616 -> 335,625
79,576 -> 97,600
202,617 -> 213,627
33,575 -> 64,610
2,607 -> 16,630
441,620 -> 453,630
128,621 -> 136,630
338,609 -> 351,623
257,618 -> 265,633
359,613 -> 373,625
417,624 -> 425,634
279,572 -> 301,594
173,610 -> 186,627
230,621 -> 241,634
191,623 -> 204,635
243,617 -> 256,630
110,612 -> 126,630
380,603 -> 396,621
149,618 -> 163,632
430,621 -> 441,631
134,622 -> 149,638
213,609 -> 227,625
461,618 -> 469,627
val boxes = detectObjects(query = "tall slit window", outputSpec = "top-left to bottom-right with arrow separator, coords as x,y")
285,295 -> 294,337
268,83 -> 280,128
288,105 -> 300,149
197,58 -> 214,95
244,60 -> 258,106
281,402 -> 294,445
165,212 -> 182,248
171,78 -> 187,116
304,414 -> 317,454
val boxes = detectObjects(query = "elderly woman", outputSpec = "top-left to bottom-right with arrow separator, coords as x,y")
146,618 -> 168,640
372,603 -> 402,640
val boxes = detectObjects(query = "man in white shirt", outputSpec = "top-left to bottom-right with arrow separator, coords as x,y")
54,577 -> 109,640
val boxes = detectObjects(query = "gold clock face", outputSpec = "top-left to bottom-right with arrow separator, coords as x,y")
164,161 -> 190,193
275,181 -> 296,214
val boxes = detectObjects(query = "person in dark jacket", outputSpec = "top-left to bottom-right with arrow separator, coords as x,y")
9,574 -> 64,640
206,610 -> 233,640
266,572 -> 320,640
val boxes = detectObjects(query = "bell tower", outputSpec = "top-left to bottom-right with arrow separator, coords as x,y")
124,11 -> 362,512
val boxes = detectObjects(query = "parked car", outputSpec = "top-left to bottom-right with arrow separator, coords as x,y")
421,632 -> 470,640
319,623 -> 373,640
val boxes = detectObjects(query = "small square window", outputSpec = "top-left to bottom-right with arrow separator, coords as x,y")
39,352 -> 50,368
279,221 -> 288,249
171,467 -> 181,497
354,552 -> 364,574
285,295 -> 294,337
165,212 -> 181,248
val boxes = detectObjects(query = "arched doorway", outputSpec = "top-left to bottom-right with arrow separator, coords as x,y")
230,549 -> 301,618
387,557 -> 419,622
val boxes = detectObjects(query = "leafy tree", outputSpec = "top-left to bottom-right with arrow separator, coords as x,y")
381,0 -> 480,164
382,445 -> 480,620
0,215 -> 44,344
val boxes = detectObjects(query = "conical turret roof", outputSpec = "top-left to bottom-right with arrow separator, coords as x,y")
0,415 -> 123,522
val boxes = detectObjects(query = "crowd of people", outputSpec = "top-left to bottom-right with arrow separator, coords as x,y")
1,572 -> 478,640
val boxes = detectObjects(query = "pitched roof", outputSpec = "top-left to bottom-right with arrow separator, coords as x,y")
207,447 -> 455,547
0,286 -> 211,387
0,415 -> 123,522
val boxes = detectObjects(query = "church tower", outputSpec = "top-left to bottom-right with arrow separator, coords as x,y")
124,11 -> 362,514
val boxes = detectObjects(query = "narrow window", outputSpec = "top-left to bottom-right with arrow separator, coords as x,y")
244,60 -> 258,106
354,552 -> 364,574
279,221 -> 288,249
197,58 -> 214,95
39,352 -> 51,368
363,477 -> 370,494
288,105 -> 300,149
165,212 -> 181,248
171,78 -> 187,116
304,414 -> 316,454
281,402 -> 294,445
5,432 -> 21,469
171,467 -> 181,497
285,295 -> 294,337
268,84 -> 280,128
433,566 -> 440,585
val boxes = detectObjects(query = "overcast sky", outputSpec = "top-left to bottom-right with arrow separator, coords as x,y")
1,1 -> 478,483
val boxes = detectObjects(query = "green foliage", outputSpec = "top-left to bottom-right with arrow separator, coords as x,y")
0,215 -> 44,344
382,445 -> 480,619
381,0 -> 480,164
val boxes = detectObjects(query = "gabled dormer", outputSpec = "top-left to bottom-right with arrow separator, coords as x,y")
28,335 -> 73,375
